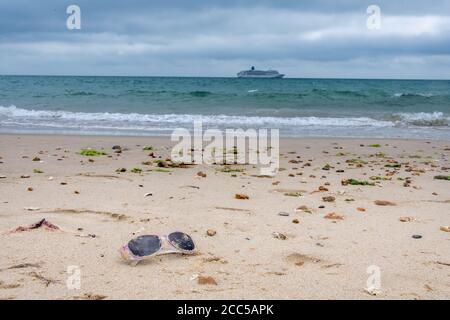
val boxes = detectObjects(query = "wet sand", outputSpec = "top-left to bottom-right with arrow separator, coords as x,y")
0,134 -> 449,300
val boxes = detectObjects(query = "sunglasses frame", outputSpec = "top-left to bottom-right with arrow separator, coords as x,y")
119,231 -> 196,266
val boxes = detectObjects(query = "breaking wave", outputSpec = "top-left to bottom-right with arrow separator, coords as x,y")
1,105 -> 448,134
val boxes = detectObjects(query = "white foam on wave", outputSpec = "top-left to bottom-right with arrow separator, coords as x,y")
393,111 -> 449,126
393,92 -> 434,98
0,105 -> 394,128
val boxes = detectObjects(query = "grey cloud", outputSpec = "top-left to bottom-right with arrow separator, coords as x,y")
0,1 -> 449,78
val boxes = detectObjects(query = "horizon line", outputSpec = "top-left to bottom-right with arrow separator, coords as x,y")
1,74 -> 449,81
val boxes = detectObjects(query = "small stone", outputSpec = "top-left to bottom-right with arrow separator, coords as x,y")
0,175 -> 6,179
157,160 -> 168,168
412,235 -> 422,239
112,145 -> 122,150
399,216 -> 414,222
278,212 -> 289,217
284,192 -> 302,197
357,207 -> 366,212
60,182 -> 67,185
206,229 -> 217,236
235,193 -> 249,200
374,200 -> 396,206
27,187 -> 33,192
74,191 -> 80,194
324,212 -> 344,220
292,219 -> 299,224
272,232 -> 287,240
32,157 -> 40,162
295,205 -> 312,213
198,276 -> 217,285
440,226 -> 450,232
197,171 -> 207,178
322,196 -> 335,202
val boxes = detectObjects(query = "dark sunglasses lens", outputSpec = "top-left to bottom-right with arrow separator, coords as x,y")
168,232 -> 195,251
128,235 -> 161,257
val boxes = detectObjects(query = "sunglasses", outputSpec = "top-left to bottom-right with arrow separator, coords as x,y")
119,231 -> 196,265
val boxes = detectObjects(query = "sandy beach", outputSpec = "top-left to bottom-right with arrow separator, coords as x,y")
0,133 -> 449,300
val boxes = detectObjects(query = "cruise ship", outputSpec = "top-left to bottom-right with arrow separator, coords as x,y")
237,66 -> 285,78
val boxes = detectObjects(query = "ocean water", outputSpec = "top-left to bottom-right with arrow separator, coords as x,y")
0,75 -> 449,139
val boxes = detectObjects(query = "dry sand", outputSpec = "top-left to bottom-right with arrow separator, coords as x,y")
0,134 -> 449,300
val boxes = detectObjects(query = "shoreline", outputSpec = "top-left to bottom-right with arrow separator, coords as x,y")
0,134 -> 449,299
1,132 -> 450,143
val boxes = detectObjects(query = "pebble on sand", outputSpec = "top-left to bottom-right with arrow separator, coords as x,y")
374,200 -> 397,206
206,229 -> 217,236
197,171 -> 207,178
272,232 -> 287,240
235,193 -> 249,200
324,212 -> 344,220
295,205 -> 312,213
198,276 -> 218,285
322,196 -> 335,202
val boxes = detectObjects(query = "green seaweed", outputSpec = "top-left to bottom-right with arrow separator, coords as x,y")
218,167 -> 244,173
434,175 -> 450,181
368,144 -> 381,148
343,179 -> 375,186
284,192 -> 302,197
131,168 -> 142,174
154,168 -> 171,173
115,168 -> 127,173
346,158 -> 367,165
369,176 -> 390,181
142,146 -> 154,151
385,163 -> 401,168
370,152 -> 387,158
79,149 -> 107,156
33,169 -> 43,174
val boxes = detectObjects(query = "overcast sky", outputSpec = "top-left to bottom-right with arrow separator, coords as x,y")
0,0 -> 449,78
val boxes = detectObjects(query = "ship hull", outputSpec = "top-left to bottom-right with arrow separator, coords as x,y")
237,74 -> 284,78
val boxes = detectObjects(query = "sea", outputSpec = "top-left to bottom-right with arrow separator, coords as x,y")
1,75 -> 449,139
